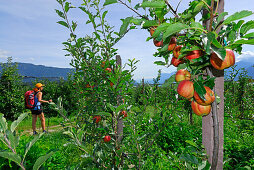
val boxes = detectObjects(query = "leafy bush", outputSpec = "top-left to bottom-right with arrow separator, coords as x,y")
0,57 -> 26,120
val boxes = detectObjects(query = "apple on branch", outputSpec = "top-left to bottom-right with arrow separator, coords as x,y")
177,80 -> 194,99
191,100 -> 211,116
194,86 -> 215,106
210,49 -> 235,70
175,69 -> 191,82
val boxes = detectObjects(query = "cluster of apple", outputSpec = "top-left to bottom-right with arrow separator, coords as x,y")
175,69 -> 215,116
149,26 -> 236,117
150,27 -> 236,70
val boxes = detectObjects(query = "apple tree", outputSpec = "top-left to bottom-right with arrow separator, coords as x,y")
105,0 -> 254,169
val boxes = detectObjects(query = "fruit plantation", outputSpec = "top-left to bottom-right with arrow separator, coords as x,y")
0,0 -> 254,169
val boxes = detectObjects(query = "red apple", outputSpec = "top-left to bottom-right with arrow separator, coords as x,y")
168,37 -> 177,51
173,45 -> 182,59
210,49 -> 235,70
186,50 -> 203,62
105,67 -> 112,73
194,86 -> 215,106
101,61 -> 106,68
93,116 -> 101,124
191,101 -> 211,116
150,26 -> 157,36
86,84 -> 94,88
104,136 -> 111,143
121,110 -> 127,118
177,80 -> 194,99
171,57 -> 184,67
153,39 -> 163,47
175,69 -> 191,82
110,82 -> 114,87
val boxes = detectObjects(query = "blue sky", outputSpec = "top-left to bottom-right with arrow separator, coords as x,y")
0,0 -> 254,80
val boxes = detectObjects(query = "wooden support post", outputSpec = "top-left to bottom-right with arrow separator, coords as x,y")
202,0 -> 224,169
116,55 -> 123,143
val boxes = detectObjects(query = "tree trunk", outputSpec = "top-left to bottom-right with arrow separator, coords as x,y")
202,0 -> 224,169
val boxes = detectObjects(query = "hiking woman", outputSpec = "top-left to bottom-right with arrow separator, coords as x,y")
32,83 -> 52,135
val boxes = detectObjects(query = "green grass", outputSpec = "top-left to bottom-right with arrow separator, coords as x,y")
7,113 -> 65,133
0,130 -> 83,169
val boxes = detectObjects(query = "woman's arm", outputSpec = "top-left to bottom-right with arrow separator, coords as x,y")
37,92 -> 50,103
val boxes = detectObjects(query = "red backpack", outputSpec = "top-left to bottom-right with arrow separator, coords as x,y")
24,90 -> 36,109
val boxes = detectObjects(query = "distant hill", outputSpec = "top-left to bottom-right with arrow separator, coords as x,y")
0,62 -> 73,82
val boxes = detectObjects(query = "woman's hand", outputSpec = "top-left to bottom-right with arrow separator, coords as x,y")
48,99 -> 53,103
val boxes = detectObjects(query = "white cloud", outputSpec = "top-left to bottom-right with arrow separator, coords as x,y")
29,57 -> 35,61
236,51 -> 254,62
0,49 -> 9,59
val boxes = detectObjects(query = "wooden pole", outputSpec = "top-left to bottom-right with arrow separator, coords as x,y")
116,55 -> 123,143
202,0 -> 224,169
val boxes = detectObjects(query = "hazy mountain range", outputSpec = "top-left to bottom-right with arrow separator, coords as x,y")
0,62 -> 73,82
0,61 -> 253,84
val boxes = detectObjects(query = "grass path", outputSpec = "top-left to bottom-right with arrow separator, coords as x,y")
13,115 -> 72,136
21,123 -> 72,135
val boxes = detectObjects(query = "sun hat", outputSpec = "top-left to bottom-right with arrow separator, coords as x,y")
35,83 -> 45,88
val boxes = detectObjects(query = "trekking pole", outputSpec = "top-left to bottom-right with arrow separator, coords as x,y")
47,114 -> 50,132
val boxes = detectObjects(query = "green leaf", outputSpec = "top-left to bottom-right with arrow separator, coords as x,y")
11,113 -> 28,133
57,21 -> 69,28
223,10 -> 253,25
198,160 -> 211,170
93,112 -> 112,117
152,23 -> 170,38
162,74 -> 176,87
233,39 -> 254,45
154,61 -> 166,66
107,103 -> 116,112
55,9 -> 65,19
0,114 -> 7,132
64,2 -> 70,12
177,63 -> 187,70
71,21 -> 77,32
192,2 -> 204,15
242,32 -> 254,38
190,22 -> 203,29
141,1 -> 166,8
194,81 -> 206,100
33,151 -> 54,170
116,105 -> 127,114
0,152 -> 21,167
63,131 -> 74,139
212,39 -> 222,48
142,20 -> 158,28
103,0 -> 117,6
186,140 -> 198,148
204,77 -> 215,89
240,20 -> 254,35
6,130 -> 19,149
23,133 -> 43,161
216,12 -> 228,25
119,17 -> 133,36
102,11 -> 108,21
163,23 -> 189,41
130,18 -> 145,25
211,45 -> 226,60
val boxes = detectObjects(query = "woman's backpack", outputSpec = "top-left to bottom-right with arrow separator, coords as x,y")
24,90 -> 37,109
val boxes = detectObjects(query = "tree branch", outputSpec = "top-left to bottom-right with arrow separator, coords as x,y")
164,0 -> 179,18
209,0 -> 215,32
118,0 -> 149,20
